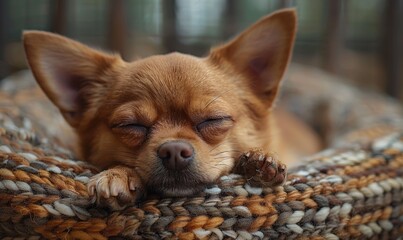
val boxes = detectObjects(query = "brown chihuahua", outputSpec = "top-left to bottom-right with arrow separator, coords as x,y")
23,9 -> 318,208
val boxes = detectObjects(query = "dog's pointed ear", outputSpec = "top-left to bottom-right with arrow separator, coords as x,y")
23,31 -> 123,127
210,9 -> 297,107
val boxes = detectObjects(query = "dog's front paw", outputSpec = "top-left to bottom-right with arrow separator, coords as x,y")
87,166 -> 143,210
237,149 -> 287,187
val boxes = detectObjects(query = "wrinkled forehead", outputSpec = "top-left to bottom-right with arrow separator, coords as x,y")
109,53 -> 229,111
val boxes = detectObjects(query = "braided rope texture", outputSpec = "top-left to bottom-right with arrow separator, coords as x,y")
1,125 -> 403,239
1,67 -> 403,239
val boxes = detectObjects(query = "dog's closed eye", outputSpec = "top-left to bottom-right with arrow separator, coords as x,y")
197,116 -> 234,143
111,122 -> 149,146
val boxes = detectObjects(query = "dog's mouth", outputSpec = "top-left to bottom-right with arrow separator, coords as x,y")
146,169 -> 211,197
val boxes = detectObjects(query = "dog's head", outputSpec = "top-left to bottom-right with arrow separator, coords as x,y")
23,9 -> 296,196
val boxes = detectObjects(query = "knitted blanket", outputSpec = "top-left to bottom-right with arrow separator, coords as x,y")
1,64 -> 402,239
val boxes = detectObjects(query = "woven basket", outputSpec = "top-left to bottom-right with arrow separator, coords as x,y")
1,64 -> 402,239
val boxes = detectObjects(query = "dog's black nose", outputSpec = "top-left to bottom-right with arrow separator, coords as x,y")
158,141 -> 194,170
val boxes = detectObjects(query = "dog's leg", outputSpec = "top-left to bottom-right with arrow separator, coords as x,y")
234,149 -> 287,187
87,166 -> 143,210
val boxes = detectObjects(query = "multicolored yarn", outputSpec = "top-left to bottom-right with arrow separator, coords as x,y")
1,66 -> 403,239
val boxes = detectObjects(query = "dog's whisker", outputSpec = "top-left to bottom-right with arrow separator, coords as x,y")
208,140 -> 236,153
214,157 -> 235,164
215,163 -> 232,167
213,153 -> 238,159
210,150 -> 242,157
203,87 -> 236,111
213,157 -> 231,161
208,142 -> 226,153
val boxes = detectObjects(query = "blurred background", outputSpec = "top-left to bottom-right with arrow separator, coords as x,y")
0,0 -> 402,102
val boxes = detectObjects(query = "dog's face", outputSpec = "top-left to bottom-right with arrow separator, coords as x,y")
23,9 -> 296,196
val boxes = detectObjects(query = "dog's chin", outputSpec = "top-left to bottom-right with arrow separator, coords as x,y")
146,169 -> 212,197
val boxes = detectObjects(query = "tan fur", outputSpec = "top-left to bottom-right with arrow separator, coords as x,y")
23,9 -> 320,202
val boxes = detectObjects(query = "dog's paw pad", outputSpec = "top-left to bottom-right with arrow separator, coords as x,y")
238,149 -> 287,187
87,168 -> 142,210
